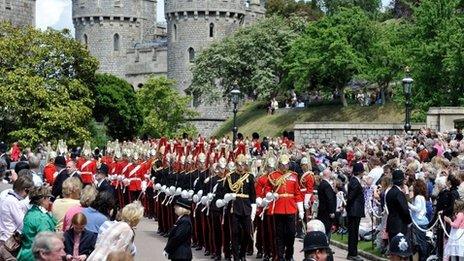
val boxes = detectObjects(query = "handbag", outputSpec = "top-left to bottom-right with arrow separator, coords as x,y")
3,230 -> 23,254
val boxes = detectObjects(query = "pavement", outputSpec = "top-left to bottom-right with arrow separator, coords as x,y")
134,218 -> 349,261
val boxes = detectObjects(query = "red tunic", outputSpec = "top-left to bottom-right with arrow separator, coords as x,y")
80,160 -> 97,185
265,170 -> 303,215
43,163 -> 56,185
300,171 -> 315,195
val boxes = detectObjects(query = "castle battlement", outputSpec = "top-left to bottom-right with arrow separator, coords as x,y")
165,0 -> 246,16
0,0 -> 36,27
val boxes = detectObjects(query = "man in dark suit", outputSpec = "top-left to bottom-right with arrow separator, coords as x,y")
52,156 -> 69,199
96,163 -> 115,195
386,170 -> 412,241
317,168 -> 336,239
346,162 -> 365,261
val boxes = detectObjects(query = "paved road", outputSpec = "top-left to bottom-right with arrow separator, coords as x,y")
134,218 -> 348,261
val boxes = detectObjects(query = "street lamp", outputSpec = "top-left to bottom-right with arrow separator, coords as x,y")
231,87 -> 241,151
403,68 -> 413,133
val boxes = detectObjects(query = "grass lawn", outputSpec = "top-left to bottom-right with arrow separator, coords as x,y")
214,101 -> 405,138
331,233 -> 384,257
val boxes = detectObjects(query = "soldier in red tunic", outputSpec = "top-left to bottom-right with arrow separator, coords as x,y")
265,154 -> 304,261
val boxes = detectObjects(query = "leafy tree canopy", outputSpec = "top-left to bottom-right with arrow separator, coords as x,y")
136,76 -> 197,138
266,0 -> 323,20
94,74 -> 142,141
189,16 -> 301,102
317,0 -> 381,15
283,7 -> 375,106
0,23 -> 98,147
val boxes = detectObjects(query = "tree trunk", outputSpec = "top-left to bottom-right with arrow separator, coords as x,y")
340,86 -> 348,107
381,86 -> 386,106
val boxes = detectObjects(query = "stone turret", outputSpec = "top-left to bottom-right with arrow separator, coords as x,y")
165,0 -> 248,92
0,0 -> 36,27
72,0 -> 157,78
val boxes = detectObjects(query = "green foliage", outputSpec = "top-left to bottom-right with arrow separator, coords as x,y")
0,22 -> 99,147
318,0 -> 381,15
136,76 -> 197,138
94,74 -> 142,140
190,16 -> 300,101
407,0 -> 464,120
88,119 -> 110,149
283,7 -> 374,105
266,0 -> 323,20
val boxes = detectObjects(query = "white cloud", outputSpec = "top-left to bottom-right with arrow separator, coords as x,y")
36,0 -> 72,31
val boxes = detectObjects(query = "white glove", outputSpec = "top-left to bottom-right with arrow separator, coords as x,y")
141,181 -> 148,192
304,193 -> 312,210
251,203 -> 257,221
297,202 -> 304,220
255,197 -> 263,207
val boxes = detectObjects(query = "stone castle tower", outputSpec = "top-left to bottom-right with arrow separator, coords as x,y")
0,0 -> 36,27
165,0 -> 265,92
72,0 -> 158,79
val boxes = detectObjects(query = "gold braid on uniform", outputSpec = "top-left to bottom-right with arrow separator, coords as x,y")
227,173 -> 250,194
300,171 -> 314,187
269,172 -> 292,192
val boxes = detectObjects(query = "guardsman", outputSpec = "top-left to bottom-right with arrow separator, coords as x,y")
43,151 -> 57,185
210,157 -> 231,261
78,144 -> 97,186
225,154 -> 256,261
192,152 -> 207,251
266,154 -> 304,261
300,157 -> 315,219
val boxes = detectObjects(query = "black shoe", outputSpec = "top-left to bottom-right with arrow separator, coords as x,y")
256,252 -> 263,258
192,242 -> 198,248
214,255 -> 221,261
347,256 -> 363,261
163,233 -> 169,238
205,251 -> 210,256
211,253 -> 216,259
296,232 -> 304,239
195,245 -> 203,251
285,258 -> 294,261
246,251 -> 253,256
263,255 -> 270,261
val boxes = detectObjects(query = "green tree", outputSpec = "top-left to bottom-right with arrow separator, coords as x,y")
365,21 -> 408,105
94,74 -> 142,140
0,23 -> 98,147
407,0 -> 464,120
284,7 -> 374,106
190,16 -> 300,102
318,0 -> 381,14
136,76 -> 197,138
266,0 -> 323,20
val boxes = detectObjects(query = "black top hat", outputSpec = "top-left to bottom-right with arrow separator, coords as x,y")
97,163 -> 109,175
389,233 -> 412,257
54,156 -> 67,168
302,231 -> 331,252
392,169 -> 405,185
175,197 -> 191,210
352,162 -> 364,175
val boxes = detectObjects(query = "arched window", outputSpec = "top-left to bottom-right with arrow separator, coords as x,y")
83,34 -> 88,48
173,24 -> 177,42
188,47 -> 195,63
209,23 -> 214,37
113,33 -> 120,51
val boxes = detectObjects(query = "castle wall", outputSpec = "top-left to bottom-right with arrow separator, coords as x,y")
125,45 -> 168,88
165,12 -> 244,92
0,0 -> 35,27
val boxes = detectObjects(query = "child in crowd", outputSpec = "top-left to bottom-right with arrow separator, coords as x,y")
444,200 -> 464,261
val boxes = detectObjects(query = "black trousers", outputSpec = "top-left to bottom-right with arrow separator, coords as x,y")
347,216 -> 361,257
230,214 -> 252,259
274,214 -> 296,260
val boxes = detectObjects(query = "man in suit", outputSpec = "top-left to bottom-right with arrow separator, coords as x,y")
316,168 -> 336,239
346,162 -> 365,261
386,169 -> 412,241
52,156 -> 69,199
96,164 -> 115,195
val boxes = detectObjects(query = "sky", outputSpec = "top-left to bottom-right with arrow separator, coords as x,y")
35,0 -> 393,35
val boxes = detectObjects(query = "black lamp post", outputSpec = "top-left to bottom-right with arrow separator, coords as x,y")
231,87 -> 241,151
403,68 -> 413,133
